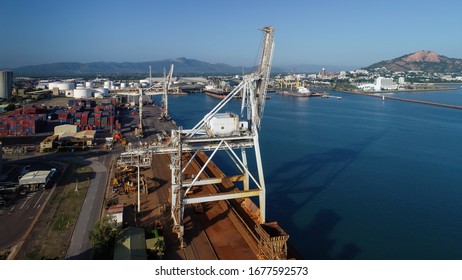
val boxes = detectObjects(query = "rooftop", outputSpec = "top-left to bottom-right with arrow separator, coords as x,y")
19,170 -> 54,185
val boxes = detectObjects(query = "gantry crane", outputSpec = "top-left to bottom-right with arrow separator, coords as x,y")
159,64 -> 174,121
118,26 -> 275,248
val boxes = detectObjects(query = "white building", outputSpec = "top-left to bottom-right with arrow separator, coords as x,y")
354,69 -> 369,75
357,83 -> 376,91
375,77 -> 397,91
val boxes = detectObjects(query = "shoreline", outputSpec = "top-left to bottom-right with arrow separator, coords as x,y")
345,87 -> 457,95
312,85 -> 459,95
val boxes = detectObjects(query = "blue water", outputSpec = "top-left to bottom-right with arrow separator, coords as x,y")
161,89 -> 462,260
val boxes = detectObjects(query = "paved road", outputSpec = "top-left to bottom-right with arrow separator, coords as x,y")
65,153 -> 111,259
0,160 -> 65,251
0,190 -> 51,249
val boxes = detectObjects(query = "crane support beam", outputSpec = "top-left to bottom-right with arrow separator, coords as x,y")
183,175 -> 246,187
184,190 -> 261,205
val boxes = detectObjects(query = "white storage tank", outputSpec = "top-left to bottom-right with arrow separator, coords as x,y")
94,91 -> 103,98
61,82 -> 75,90
120,83 -> 127,89
48,82 -> 75,91
85,81 -> 93,88
73,88 -> 93,98
48,82 -> 57,89
103,81 -> 113,89
93,88 -> 109,98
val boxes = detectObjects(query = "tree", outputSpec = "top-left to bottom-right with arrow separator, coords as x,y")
88,215 -> 119,259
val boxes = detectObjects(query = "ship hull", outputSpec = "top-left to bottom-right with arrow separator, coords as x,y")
204,89 -> 230,99
275,90 -> 312,97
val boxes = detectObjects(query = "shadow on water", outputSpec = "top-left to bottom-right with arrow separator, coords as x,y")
266,133 -> 383,259
302,209 -> 361,259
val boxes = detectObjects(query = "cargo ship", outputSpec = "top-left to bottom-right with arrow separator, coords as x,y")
203,88 -> 230,99
276,85 -> 329,98
276,85 -> 312,97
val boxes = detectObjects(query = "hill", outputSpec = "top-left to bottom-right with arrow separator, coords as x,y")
11,57 -> 267,76
364,51 -> 462,73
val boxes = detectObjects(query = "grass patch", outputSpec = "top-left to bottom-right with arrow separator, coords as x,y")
16,163 -> 94,259
52,214 -> 73,231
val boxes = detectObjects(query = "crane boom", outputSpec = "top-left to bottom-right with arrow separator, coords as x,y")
254,26 -> 275,129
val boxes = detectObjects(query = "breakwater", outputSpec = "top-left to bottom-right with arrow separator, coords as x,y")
343,90 -> 462,110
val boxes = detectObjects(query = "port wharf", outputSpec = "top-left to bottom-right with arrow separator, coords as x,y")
106,102 -> 297,260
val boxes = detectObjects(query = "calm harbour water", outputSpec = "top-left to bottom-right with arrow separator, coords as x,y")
162,86 -> 462,260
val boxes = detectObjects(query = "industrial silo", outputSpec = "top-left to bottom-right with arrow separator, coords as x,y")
0,71 -> 13,100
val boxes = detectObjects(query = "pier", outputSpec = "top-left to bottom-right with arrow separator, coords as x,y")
346,91 -> 462,110
108,102 -> 294,259
379,95 -> 462,110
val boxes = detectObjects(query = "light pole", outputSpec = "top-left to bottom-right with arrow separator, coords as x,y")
137,163 -> 140,213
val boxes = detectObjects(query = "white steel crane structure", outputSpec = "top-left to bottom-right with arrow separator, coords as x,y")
159,64 -> 174,121
119,26 -> 275,247
134,64 -> 174,130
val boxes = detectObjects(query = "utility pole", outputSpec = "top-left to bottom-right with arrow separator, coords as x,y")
149,65 -> 152,87
137,163 -> 140,213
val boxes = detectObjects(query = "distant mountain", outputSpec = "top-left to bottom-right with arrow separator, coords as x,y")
364,50 -> 462,73
12,57 -> 354,77
12,57 -> 270,76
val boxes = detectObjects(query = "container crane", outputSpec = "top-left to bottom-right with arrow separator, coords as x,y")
118,26 -> 275,248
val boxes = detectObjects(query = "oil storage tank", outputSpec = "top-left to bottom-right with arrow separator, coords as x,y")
73,88 -> 93,98
93,88 -> 109,98
103,81 -> 113,89
48,82 -> 75,91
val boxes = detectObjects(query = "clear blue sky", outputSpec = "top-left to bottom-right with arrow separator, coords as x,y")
1,0 -> 462,69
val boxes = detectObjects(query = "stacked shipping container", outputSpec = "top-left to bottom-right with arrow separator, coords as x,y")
0,115 -> 44,136
65,98 -> 117,131
0,98 -> 119,137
